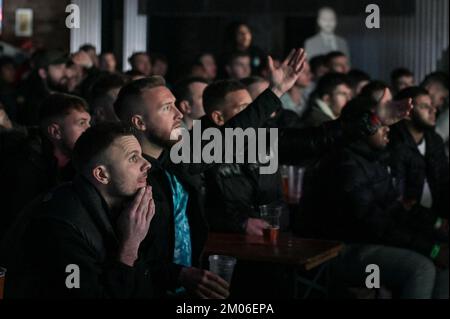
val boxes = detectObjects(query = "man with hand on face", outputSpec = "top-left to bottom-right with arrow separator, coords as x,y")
114,48 -> 307,299
3,123 -> 157,298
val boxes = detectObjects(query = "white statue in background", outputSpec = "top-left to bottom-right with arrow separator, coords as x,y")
305,7 -> 350,59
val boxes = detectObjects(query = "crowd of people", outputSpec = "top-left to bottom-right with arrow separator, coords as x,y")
0,22 -> 448,299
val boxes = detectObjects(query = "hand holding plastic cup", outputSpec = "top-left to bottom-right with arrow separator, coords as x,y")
208,255 -> 237,284
259,205 -> 282,244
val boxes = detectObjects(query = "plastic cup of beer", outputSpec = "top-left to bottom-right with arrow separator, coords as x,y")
208,255 -> 237,284
0,267 -> 6,300
260,205 -> 282,244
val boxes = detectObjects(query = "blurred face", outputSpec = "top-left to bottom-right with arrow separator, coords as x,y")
100,53 -> 117,73
395,75 -> 414,92
318,9 -> 337,34
133,54 -> 152,76
86,49 -> 99,67
296,62 -> 312,87
426,83 -> 449,110
228,56 -> 251,80
152,60 -> 168,77
0,64 -> 16,84
57,109 -> 91,151
200,54 -> 217,80
368,125 -> 390,150
247,81 -> 269,100
104,135 -> 151,198
141,86 -> 183,147
411,94 -> 436,129
188,82 -> 208,119
329,56 -> 350,74
46,63 -> 68,91
65,64 -> 84,93
325,84 -> 352,117
236,25 -> 252,49
217,89 -> 252,124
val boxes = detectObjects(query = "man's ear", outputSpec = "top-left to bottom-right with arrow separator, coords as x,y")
131,114 -> 146,131
47,123 -> 62,140
38,68 -> 47,80
322,94 -> 331,105
211,110 -> 225,126
92,165 -> 110,185
178,100 -> 191,115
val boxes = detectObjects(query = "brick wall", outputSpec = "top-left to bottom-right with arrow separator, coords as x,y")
1,0 -> 70,51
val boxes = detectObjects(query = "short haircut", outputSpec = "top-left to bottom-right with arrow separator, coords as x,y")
314,72 -> 350,98
203,79 -> 246,115
421,71 -> 449,89
90,73 -> 128,99
240,76 -> 267,88
39,93 -> 89,129
226,51 -> 251,66
128,52 -> 149,68
394,86 -> 429,101
325,51 -> 346,66
347,69 -> 371,89
79,44 -> 96,53
150,53 -> 168,64
359,81 -> 390,102
309,55 -> 327,75
72,122 -> 135,174
114,76 -> 166,124
391,67 -> 414,83
173,77 -> 209,107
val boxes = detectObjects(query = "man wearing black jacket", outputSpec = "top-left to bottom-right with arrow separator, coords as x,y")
390,87 -> 449,219
114,48 -> 307,298
299,97 -> 448,298
3,123 -> 157,298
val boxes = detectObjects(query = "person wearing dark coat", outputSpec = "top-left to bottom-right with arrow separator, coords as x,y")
298,97 -> 448,299
2,123 -> 156,298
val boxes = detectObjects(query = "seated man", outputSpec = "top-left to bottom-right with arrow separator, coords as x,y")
114,48 -> 307,298
126,52 -> 152,77
302,72 -> 352,127
299,97 -> 448,298
0,93 -> 90,240
3,123 -> 156,298
202,80 -> 286,235
173,77 -> 209,130
391,68 -> 415,95
225,52 -> 252,80
390,87 -> 449,219
325,51 -> 350,74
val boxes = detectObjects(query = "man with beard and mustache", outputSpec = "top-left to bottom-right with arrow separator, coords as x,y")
389,86 -> 449,227
0,94 -> 91,240
17,50 -> 69,126
299,96 -> 448,298
114,48 -> 307,298
2,123 -> 157,298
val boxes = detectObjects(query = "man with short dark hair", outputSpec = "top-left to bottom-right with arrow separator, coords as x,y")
89,73 -> 128,124
0,93 -> 91,239
150,53 -> 169,77
173,77 -> 209,130
421,72 -> 449,111
127,52 -> 152,77
79,44 -> 99,68
325,51 -> 350,74
391,67 -> 414,94
302,72 -> 352,127
390,87 -> 449,219
225,52 -> 252,80
299,96 -> 448,298
114,48 -> 308,298
3,122 -> 157,298
347,69 -> 371,96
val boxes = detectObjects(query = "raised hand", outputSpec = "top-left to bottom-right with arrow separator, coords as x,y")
269,48 -> 307,98
378,98 -> 413,126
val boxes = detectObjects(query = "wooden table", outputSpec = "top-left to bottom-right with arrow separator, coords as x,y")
204,232 -> 344,271
203,233 -> 344,298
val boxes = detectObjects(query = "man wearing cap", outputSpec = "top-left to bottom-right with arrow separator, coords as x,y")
17,50 -> 69,126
